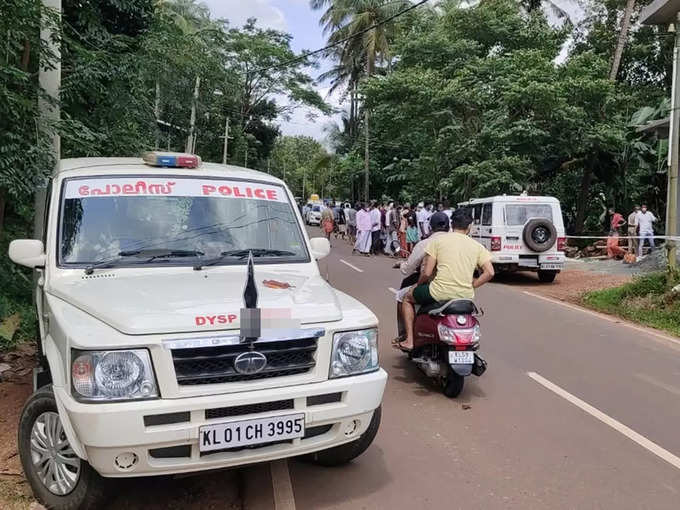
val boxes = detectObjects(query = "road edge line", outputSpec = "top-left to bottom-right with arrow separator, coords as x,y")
270,459 -> 296,510
521,290 -> 680,347
527,371 -> 680,471
340,259 -> 364,273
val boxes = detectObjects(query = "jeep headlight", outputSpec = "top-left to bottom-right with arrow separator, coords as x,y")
71,349 -> 158,402
330,328 -> 379,378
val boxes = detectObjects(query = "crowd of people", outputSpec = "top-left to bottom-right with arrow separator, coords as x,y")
302,200 -> 455,258
601,202 -> 658,260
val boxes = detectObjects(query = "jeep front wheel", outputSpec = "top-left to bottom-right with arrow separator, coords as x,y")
18,386 -> 108,510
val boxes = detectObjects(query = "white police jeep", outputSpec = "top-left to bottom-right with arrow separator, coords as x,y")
458,194 -> 566,283
9,152 -> 386,509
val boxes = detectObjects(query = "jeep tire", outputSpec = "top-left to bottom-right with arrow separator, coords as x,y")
538,270 -> 558,283
305,406 -> 381,466
18,386 -> 108,510
523,219 -> 557,252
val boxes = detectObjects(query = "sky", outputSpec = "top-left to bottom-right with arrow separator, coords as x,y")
202,0 -> 342,141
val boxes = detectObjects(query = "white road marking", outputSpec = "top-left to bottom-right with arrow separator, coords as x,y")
388,287 -> 398,294
340,259 -> 364,273
522,290 -> 680,348
270,459 -> 296,510
635,373 -> 680,397
527,371 -> 680,471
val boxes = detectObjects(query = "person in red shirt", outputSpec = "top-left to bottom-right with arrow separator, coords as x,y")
605,207 -> 626,259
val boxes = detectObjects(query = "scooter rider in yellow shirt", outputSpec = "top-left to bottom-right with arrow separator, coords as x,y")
399,208 -> 495,351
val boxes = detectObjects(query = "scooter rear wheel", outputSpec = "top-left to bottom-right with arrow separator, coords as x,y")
443,369 -> 465,398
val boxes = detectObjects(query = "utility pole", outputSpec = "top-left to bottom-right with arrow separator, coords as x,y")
640,4 -> 680,269
186,75 -> 200,154
667,16 -> 680,269
222,116 -> 229,164
154,81 -> 161,148
36,0 -> 61,237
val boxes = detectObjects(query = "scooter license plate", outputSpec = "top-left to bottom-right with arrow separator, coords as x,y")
448,351 -> 474,364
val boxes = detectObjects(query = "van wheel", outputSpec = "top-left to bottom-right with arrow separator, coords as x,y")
19,386 -> 108,510
538,270 -> 558,283
305,406 -> 381,466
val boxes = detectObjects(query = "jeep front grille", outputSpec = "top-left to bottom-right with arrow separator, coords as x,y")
171,337 -> 318,385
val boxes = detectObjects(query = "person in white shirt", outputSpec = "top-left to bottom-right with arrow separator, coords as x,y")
416,202 -> 430,238
369,200 -> 382,254
637,204 -> 657,256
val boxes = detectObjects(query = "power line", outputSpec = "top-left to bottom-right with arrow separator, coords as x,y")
251,0 -> 431,76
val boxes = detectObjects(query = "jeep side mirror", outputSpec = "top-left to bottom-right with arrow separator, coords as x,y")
8,239 -> 46,268
309,237 -> 331,260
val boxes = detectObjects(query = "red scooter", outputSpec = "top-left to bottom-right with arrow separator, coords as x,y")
406,299 -> 486,398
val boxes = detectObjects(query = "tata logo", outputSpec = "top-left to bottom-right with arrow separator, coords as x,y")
233,351 -> 267,375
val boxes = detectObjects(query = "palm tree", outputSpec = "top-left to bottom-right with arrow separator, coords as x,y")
609,0 -> 635,80
312,0 -> 409,201
317,49 -> 364,139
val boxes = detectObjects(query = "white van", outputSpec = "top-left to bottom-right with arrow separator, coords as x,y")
9,152 -> 386,509
458,195 -> 566,283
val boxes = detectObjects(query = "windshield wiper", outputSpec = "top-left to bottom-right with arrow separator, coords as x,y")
84,249 -> 204,274
193,248 -> 296,270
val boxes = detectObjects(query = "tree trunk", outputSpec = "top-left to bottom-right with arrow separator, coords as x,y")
21,40 -> 30,71
574,165 -> 593,233
186,75 -> 200,153
609,0 -> 636,81
364,108 -> 370,203
0,187 -> 7,236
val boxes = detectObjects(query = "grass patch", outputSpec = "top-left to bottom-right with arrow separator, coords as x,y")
583,272 -> 680,336
0,477 -> 33,510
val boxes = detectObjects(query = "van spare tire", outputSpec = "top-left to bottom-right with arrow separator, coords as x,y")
523,218 -> 557,252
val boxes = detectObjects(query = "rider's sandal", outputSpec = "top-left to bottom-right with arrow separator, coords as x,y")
391,337 -> 412,352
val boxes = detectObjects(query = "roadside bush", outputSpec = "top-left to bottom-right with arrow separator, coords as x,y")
583,272 -> 680,337
0,218 -> 36,350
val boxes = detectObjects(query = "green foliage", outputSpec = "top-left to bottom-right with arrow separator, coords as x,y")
322,0 -> 671,233
0,0 -> 328,349
583,273 -> 680,337
270,136 -> 334,198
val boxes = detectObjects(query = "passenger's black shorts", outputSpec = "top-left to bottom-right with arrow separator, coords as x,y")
413,283 -> 436,305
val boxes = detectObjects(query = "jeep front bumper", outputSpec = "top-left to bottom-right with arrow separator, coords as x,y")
53,369 -> 387,477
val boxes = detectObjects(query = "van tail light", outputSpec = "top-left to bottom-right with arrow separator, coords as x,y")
490,236 -> 501,251
557,237 -> 567,251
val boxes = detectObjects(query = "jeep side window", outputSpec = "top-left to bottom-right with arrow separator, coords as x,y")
482,203 -> 492,226
473,204 -> 483,225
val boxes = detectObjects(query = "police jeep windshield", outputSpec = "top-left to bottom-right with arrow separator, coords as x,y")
59,176 -> 308,267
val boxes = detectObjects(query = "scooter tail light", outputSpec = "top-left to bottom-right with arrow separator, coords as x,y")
438,324 -> 480,345
490,236 -> 502,251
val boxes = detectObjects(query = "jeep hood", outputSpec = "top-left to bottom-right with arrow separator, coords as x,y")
48,269 -> 342,335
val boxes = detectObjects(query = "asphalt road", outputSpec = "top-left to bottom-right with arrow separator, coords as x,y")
280,229 -> 680,510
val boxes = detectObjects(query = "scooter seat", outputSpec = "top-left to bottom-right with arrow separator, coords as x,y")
417,299 -> 476,316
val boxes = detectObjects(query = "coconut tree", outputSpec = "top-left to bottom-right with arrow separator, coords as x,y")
312,0 -> 409,201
